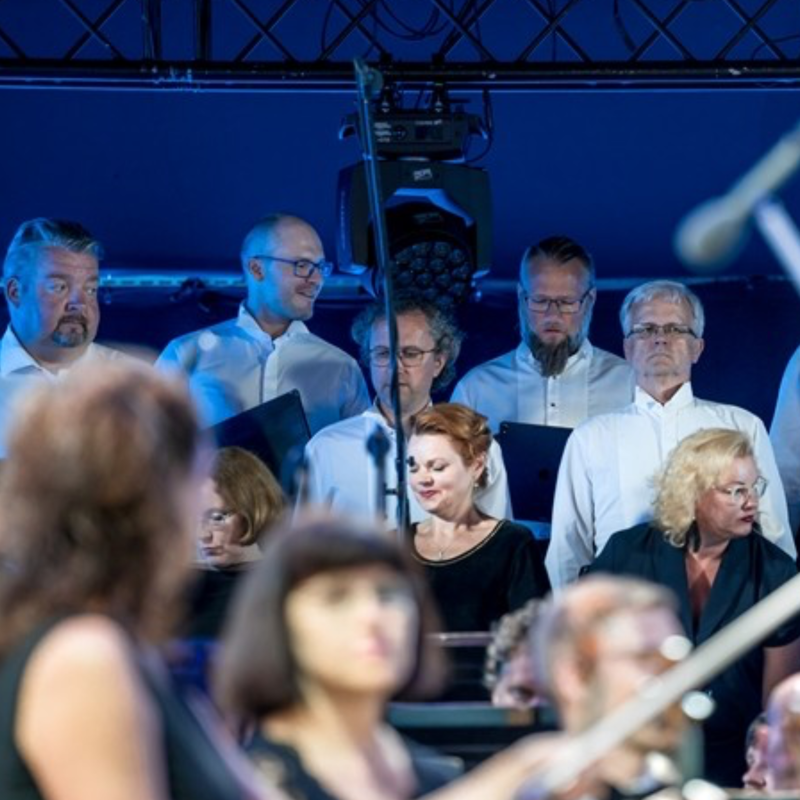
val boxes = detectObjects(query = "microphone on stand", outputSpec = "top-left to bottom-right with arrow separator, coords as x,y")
674,120 -> 800,269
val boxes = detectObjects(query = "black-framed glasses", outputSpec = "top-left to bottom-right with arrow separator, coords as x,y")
714,476 -> 768,505
251,254 -> 333,279
522,289 -> 592,315
369,346 -> 438,366
625,323 -> 698,340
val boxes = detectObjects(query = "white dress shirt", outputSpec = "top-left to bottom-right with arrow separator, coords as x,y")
156,304 -> 370,434
547,382 -> 795,589
451,340 -> 635,432
771,344 -> 800,535
0,326 -> 124,457
303,405 -> 512,526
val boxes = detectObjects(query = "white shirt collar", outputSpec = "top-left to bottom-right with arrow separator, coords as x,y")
634,381 -> 695,411
235,303 -> 309,344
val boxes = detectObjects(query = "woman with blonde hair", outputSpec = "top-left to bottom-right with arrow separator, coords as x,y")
588,427 -> 800,787
188,446 -> 286,637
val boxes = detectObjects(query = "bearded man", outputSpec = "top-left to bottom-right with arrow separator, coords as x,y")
452,235 -> 633,433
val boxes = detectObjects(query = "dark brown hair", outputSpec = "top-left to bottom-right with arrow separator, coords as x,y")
0,360 -> 202,653
212,447 -> 286,547
215,515 -> 446,717
409,402 -> 492,488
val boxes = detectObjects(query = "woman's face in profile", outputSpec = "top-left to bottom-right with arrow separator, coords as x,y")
694,455 -> 761,544
197,478 -> 257,569
285,563 -> 419,698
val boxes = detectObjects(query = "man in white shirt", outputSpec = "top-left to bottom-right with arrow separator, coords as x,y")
0,218 -> 122,455
452,236 -> 634,432
156,214 -> 369,434
304,296 -> 511,526
770,345 -> 800,537
546,279 -> 794,589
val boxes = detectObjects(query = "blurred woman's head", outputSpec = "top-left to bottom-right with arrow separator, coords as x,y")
0,360 -> 204,651
198,447 -> 285,569
407,403 -> 492,519
655,428 -> 763,548
215,515 -> 445,718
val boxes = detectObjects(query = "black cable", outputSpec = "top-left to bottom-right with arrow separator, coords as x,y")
464,88 -> 494,164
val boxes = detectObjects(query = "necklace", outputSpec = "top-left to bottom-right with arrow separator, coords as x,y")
416,530 -> 454,561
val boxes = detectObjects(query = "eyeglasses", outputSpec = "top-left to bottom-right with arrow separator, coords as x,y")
625,323 -> 698,340
522,289 -> 592,315
369,346 -> 438,367
714,477 -> 768,505
200,509 -> 236,528
251,254 -> 333,279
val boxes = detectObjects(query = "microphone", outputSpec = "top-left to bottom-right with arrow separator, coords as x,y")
674,120 -> 800,270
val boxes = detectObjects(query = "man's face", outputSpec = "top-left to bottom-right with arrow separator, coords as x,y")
6,246 -> 100,355
587,608 -> 687,757
246,219 -> 325,323
622,297 -> 704,389
369,311 -> 445,417
492,646 -> 542,710
518,257 -> 595,376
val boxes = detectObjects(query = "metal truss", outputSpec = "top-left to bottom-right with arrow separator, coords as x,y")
0,0 -> 798,90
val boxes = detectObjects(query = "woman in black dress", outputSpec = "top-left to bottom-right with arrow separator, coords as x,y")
588,427 -> 800,787
407,403 -> 549,632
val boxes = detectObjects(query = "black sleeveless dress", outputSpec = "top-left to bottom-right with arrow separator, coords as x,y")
0,616 -> 247,800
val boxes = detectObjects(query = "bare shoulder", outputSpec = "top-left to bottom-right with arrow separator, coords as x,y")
24,614 -> 136,679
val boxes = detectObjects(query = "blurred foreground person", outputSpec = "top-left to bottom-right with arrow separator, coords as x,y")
588,428 -> 800,786
742,713 -> 769,792
0,361 -> 269,800
533,575 -> 690,797
187,446 -> 286,638
485,600 -> 544,710
216,516 -> 597,800
408,403 -> 548,632
766,673 -> 800,792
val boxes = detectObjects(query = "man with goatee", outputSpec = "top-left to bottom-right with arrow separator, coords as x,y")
452,236 -> 633,433
0,218 -> 123,455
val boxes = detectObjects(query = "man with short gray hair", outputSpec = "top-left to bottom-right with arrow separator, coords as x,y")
546,279 -> 794,588
0,217 -> 122,454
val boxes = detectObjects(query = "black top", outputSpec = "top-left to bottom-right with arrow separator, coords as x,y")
412,520 -> 550,632
0,616 -> 246,800
587,523 -> 800,788
184,565 -> 252,639
247,730 -> 460,800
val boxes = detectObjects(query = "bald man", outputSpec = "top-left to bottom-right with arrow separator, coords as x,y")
157,214 -> 369,434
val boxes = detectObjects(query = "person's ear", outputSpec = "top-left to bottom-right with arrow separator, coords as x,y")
5,277 -> 21,308
246,258 -> 264,282
690,337 -> 705,364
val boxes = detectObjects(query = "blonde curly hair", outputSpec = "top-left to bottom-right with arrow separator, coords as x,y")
654,428 -> 755,548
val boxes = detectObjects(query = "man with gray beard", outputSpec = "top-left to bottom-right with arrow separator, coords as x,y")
0,218 -> 123,455
452,236 -> 633,433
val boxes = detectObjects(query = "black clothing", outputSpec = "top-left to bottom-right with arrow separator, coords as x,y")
247,730 -> 459,800
0,616 -> 245,800
412,519 -> 550,632
588,523 -> 800,787
184,565 -> 251,639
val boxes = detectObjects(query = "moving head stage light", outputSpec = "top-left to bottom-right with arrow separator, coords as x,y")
337,85 -> 492,306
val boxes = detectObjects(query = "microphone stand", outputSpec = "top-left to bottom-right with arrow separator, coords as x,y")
353,58 -> 410,538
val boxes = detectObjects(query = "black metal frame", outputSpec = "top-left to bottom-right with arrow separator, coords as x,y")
0,0 -> 798,91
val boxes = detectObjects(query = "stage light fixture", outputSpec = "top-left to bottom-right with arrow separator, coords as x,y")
337,84 -> 492,306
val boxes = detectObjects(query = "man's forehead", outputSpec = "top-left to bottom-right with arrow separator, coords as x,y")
371,311 -> 432,338
265,220 -> 322,256
631,296 -> 693,323
595,606 -> 681,652
34,247 -> 99,277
